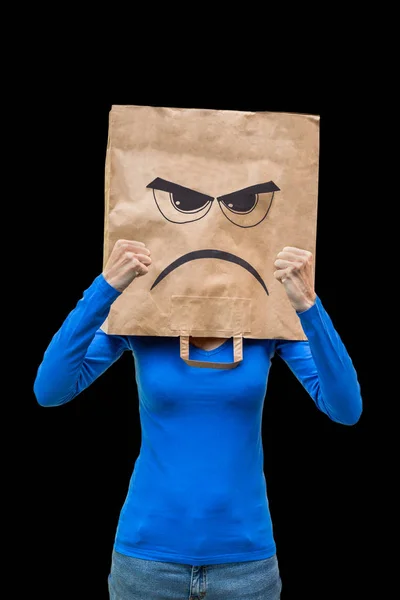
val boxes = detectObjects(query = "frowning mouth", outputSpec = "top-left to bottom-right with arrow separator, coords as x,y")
150,249 -> 269,295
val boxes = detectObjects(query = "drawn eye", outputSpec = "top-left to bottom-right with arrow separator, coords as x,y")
147,178 -> 214,224
169,191 -> 211,213
217,181 -> 279,228
220,192 -> 258,214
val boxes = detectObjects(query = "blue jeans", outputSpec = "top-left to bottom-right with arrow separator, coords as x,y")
108,549 -> 282,599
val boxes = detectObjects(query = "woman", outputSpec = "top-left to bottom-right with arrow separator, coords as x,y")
34,239 -> 362,600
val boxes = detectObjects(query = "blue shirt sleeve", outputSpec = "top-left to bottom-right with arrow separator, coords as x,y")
34,274 -> 129,407
274,296 -> 363,425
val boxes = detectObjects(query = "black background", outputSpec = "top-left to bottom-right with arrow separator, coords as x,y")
23,41 -> 383,600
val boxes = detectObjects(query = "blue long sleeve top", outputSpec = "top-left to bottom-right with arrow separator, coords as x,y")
34,274 -> 362,566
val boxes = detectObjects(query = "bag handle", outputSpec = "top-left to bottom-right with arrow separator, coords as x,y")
179,335 -> 243,369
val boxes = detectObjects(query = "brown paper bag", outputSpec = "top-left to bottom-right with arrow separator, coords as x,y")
102,105 -> 320,368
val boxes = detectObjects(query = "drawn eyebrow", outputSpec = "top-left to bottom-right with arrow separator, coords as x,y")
217,181 -> 280,202
146,178 -> 214,203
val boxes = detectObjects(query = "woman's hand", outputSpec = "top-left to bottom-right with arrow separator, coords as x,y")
273,246 -> 316,313
103,239 -> 152,292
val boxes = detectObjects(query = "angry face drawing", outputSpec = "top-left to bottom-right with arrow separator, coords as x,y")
103,104 -> 319,344
147,177 -> 281,295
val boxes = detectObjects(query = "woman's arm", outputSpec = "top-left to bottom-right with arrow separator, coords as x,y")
34,238 -> 152,407
33,274 -> 127,407
273,246 -> 362,425
275,297 -> 363,425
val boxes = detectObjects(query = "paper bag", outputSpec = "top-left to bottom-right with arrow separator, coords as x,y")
102,105 -> 320,368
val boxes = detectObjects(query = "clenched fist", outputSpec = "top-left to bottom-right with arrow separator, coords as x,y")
103,239 -> 152,292
274,246 -> 316,313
